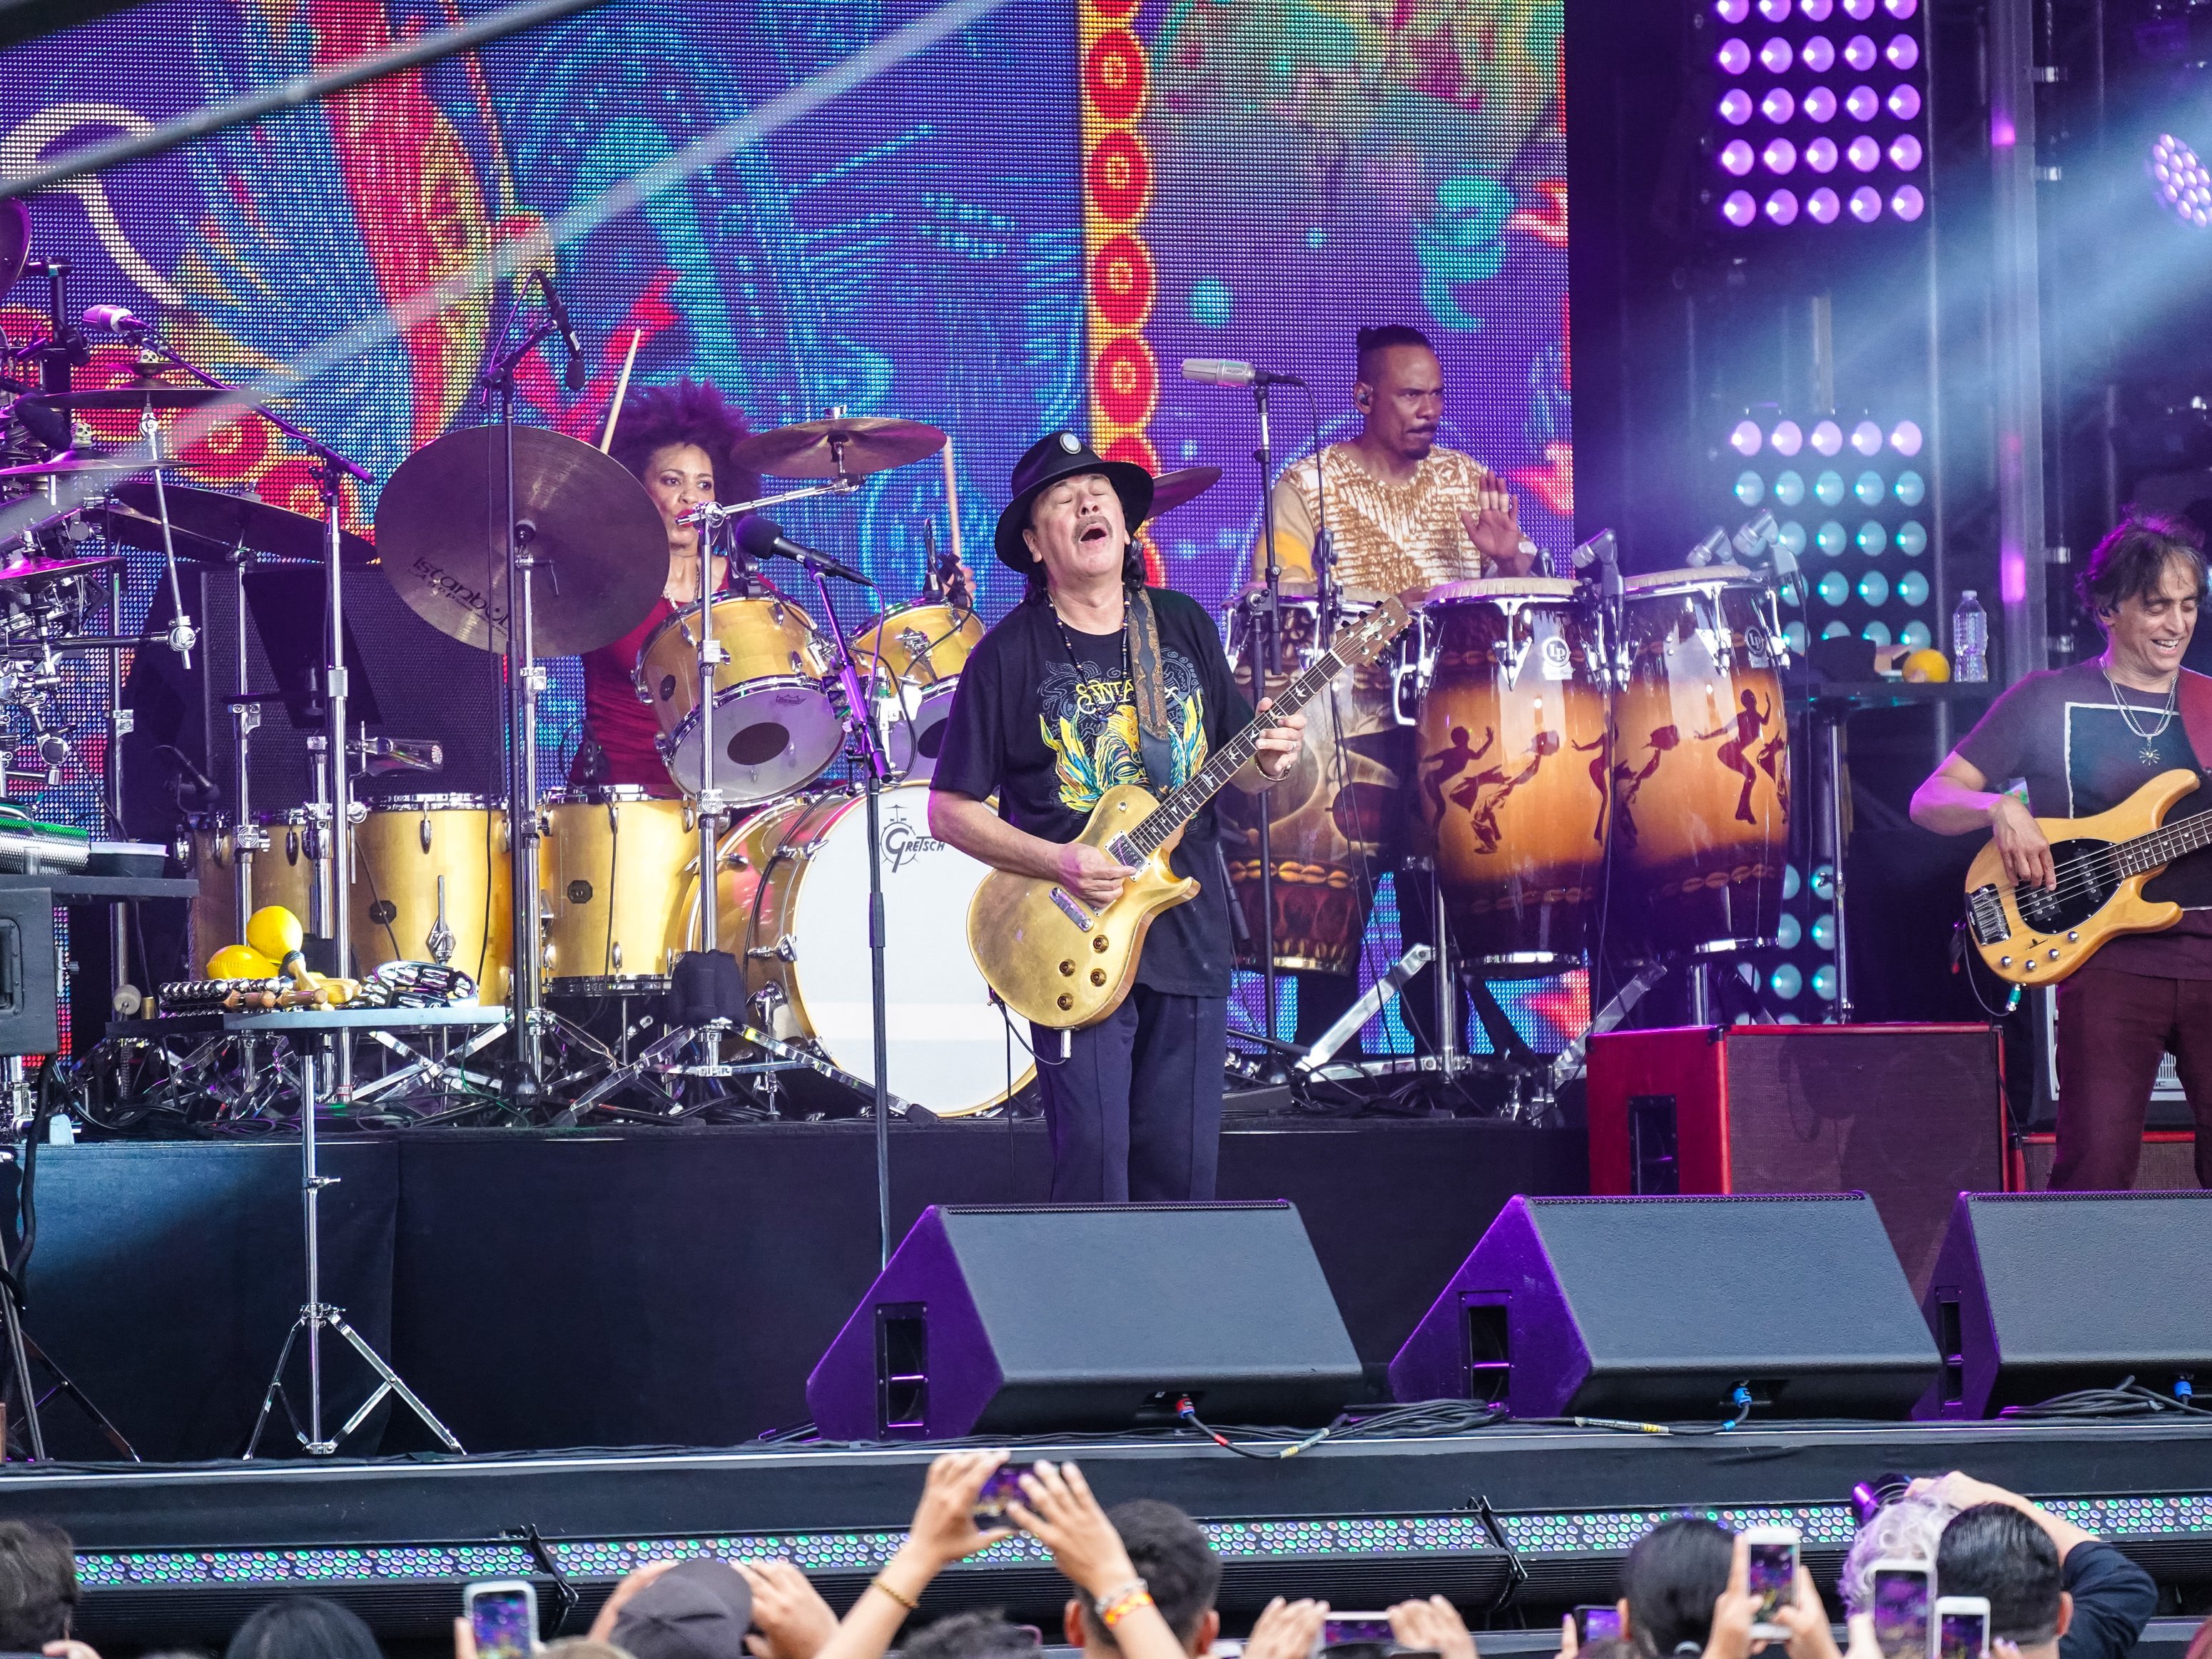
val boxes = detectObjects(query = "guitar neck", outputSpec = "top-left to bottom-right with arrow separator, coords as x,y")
2115,802 -> 2212,877
1120,644 -> 1350,860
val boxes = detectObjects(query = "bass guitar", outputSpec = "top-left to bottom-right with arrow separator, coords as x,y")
970,596 -> 1411,1029
1964,766 -> 2212,985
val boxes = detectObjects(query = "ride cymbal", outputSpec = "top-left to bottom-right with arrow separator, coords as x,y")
730,413 -> 947,480
1147,465 -> 1222,520
375,424 -> 665,656
106,482 -> 376,565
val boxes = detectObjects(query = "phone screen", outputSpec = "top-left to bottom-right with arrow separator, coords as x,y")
1872,1571 -> 1931,1659
471,1589 -> 534,1659
1323,1618 -> 1396,1646
1939,1610 -> 1989,1659
973,1465 -> 1026,1521
1746,1541 -> 1797,1628
1577,1607 -> 1623,1643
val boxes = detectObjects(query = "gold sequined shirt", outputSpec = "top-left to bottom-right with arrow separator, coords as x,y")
1262,444 -> 1509,593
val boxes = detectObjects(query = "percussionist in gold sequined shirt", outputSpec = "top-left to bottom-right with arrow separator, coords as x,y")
1259,324 -> 1538,590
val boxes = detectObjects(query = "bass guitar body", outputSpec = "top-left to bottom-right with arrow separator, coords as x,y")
1964,767 -> 2196,986
968,783 -> 1197,1029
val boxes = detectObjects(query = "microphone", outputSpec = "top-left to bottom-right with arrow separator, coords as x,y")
1570,529 -> 1617,571
532,270 -> 588,392
735,514 -> 875,587
1685,528 -> 1731,568
1730,509 -> 1780,562
1182,358 -> 1306,388
82,304 -> 151,335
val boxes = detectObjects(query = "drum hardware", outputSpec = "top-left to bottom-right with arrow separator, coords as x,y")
1294,942 -> 1433,1073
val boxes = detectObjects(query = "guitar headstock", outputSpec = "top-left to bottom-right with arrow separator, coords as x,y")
1333,595 -> 1414,669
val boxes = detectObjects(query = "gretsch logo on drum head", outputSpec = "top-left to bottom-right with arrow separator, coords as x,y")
1540,636 -> 1573,680
881,808 -> 947,873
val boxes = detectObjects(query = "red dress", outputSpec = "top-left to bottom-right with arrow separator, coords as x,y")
572,597 -> 684,797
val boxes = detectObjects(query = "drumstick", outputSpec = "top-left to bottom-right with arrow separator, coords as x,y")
599,327 -> 644,452
941,432 -> 962,568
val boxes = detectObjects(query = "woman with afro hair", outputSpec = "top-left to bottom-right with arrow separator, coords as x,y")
571,377 -> 763,795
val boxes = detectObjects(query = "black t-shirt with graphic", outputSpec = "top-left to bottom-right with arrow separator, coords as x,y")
933,587 -> 1254,997
1953,660 -> 2212,976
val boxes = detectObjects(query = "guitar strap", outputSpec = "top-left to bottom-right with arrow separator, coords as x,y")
2178,670 -> 2212,773
1125,586 -> 1179,793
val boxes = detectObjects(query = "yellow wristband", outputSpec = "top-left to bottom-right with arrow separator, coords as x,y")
870,1574 -> 920,1613
1100,1590 -> 1155,1630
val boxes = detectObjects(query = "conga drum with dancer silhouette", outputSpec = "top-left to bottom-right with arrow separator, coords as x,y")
1408,578 -> 1610,973
1221,584 -> 1402,977
1611,565 -> 1791,958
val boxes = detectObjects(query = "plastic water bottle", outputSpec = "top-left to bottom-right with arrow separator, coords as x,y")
1952,589 -> 1989,682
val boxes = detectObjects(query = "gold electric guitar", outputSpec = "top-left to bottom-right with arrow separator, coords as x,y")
970,596 -> 1412,1028
1964,767 -> 2212,985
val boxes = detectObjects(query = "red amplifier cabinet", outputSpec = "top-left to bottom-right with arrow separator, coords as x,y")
2012,1132 -> 2198,1192
1588,1024 -> 2008,1298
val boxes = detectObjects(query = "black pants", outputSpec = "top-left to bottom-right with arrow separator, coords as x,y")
1031,985 -> 1227,1202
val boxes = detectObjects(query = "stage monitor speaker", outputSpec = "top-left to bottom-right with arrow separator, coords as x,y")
1387,1194 -> 1939,1421
1586,1023 -> 2006,1297
1917,1191 -> 2212,1419
806,1202 -> 1361,1441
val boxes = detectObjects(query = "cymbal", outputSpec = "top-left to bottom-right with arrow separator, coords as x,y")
1147,465 -> 1222,520
86,500 -> 238,566
24,386 -> 244,412
730,413 -> 946,480
0,451 -> 145,479
106,482 -> 376,565
0,203 -> 25,300
375,424 -> 666,656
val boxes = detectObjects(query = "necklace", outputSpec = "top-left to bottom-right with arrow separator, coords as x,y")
2103,663 -> 2178,766
1046,594 -> 1130,688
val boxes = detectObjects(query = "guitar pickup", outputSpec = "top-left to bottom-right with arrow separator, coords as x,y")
1049,888 -> 1095,931
1966,884 -> 2011,946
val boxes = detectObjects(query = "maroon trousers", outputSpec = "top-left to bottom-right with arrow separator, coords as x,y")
2052,960 -> 2212,1189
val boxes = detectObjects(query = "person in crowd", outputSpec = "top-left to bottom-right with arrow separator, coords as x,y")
598,1558 -> 756,1659
902,1612 -> 1048,1659
1058,1500 -> 1219,1659
579,1557 -> 836,1659
1839,1488 -> 1962,1617
1918,1473 -> 2156,1659
0,1521 -> 78,1656
224,1595 -> 384,1659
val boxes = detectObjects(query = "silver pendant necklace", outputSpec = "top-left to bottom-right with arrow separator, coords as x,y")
2103,661 -> 2178,766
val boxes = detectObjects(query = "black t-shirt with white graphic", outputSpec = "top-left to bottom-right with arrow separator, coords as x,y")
1953,660 -> 2212,976
934,587 -> 1254,997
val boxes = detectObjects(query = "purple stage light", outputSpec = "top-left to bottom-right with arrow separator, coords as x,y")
1885,0 -> 1917,13
1811,420 -> 1844,455
1807,187 -> 1841,222
1845,84 -> 1879,120
1889,84 -> 1922,119
2148,135 -> 2212,228
1802,0 -> 1833,15
1844,33 -> 1877,69
1764,138 -> 1798,173
1847,134 -> 1881,171
1804,86 -> 1839,121
1720,89 -> 1755,124
1722,190 -> 1758,226
1716,0 -> 1750,19
1718,36 -> 1751,72
1843,0 -> 1875,15
1886,33 -> 1920,68
1889,134 -> 1924,169
1760,36 -> 1794,71
1731,419 -> 1765,455
1806,136 -> 1840,171
1850,186 -> 1883,220
1890,183 -> 1925,220
1766,189 -> 1801,224
1720,139 -> 1756,175
1889,420 -> 1923,455
1851,420 -> 1883,455
1762,87 -> 1797,122
1802,35 -> 1837,70
1760,0 -> 1791,17
1772,420 -> 1805,455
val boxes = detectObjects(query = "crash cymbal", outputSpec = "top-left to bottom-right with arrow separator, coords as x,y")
1147,465 -> 1222,520
24,386 -> 244,412
85,499 -> 238,565
106,482 -> 376,565
375,424 -> 665,656
730,413 -> 946,480
0,450 -> 146,480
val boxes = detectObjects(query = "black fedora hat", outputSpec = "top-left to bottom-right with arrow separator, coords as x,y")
992,431 -> 1155,574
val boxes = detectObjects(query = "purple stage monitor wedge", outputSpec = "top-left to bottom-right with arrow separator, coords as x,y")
806,1203 -> 1361,1441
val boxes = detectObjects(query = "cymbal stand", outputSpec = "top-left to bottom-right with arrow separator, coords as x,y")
1247,380 -> 1284,1040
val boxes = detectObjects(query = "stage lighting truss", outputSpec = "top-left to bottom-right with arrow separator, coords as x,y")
1708,0 -> 1930,230
2149,133 -> 2212,228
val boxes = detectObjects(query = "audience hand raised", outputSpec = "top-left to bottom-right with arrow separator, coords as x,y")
587,1560 -> 681,1643
1005,1460 -> 1137,1599
1389,1595 -> 1478,1659
740,1560 -> 841,1659
1241,1597 -> 1331,1659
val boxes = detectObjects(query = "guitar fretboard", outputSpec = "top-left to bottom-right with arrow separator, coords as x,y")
2108,803 -> 2212,879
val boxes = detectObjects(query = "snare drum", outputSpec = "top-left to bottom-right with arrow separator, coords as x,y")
542,787 -> 694,992
676,782 -> 1031,1117
1219,586 -> 1402,977
853,601 -> 983,782
1408,578 -> 1610,973
635,592 -> 844,805
1613,566 -> 1790,957
349,794 -> 511,996
179,809 -> 319,968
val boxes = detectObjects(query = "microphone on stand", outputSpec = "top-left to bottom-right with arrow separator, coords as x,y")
532,270 -> 589,392
1685,528 -> 1731,568
735,514 -> 876,587
81,304 -> 152,336
1181,358 -> 1307,387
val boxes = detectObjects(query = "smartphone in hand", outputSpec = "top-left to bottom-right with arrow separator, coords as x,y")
465,1579 -> 538,1659
1870,1561 -> 1934,1659
1742,1527 -> 1800,1641
1936,1597 -> 1992,1659
1574,1605 -> 1624,1645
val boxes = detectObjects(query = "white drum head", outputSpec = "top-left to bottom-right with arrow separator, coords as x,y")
781,783 -> 1031,1116
665,679 -> 843,806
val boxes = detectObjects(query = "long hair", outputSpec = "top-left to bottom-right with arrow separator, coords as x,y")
609,377 -> 761,506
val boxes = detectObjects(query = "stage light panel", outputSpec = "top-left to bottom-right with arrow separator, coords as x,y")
1775,471 -> 1806,504
1821,619 -> 1852,636
1807,186 -> 1841,221
1785,619 -> 1810,651
1723,139 -> 1757,174
1805,135 -> 1840,172
1894,470 -> 1924,502
1844,34 -> 1876,69
1766,189 -> 1801,223
1844,0 -> 1874,16
1851,419 -> 1883,454
1764,88 -> 1797,122
1859,569 -> 1891,604
1896,519 -> 1927,554
1771,963 -> 1804,998
1776,913 -> 1803,948
2148,135 -> 2212,227
1776,509 -> 1807,541
1719,0 -> 1750,19
1858,521 -> 1889,554
1900,619 -> 1931,648
1889,134 -> 1923,169
1891,184 -> 1925,219
1812,913 -> 1837,949
1812,863 -> 1837,898
1885,0 -> 1917,14
1889,83 -> 1921,118
1812,964 -> 1839,1000
1720,36 -> 1752,72
1783,863 -> 1803,898
1765,138 -> 1800,173
1761,36 -> 1795,71
1737,470 -> 1767,503
1762,0 -> 1793,16
1818,570 -> 1850,605
1802,0 -> 1832,17
1724,189 -> 1759,224
1855,470 -> 1886,504
1772,421 -> 1805,455
1816,470 -> 1846,504
1732,420 -> 1766,455
1805,88 -> 1839,123
1722,90 -> 1755,124
1886,34 -> 1918,67
1862,620 -> 1892,645
1802,36 -> 1835,71
1890,422 -> 1924,456
1817,519 -> 1847,554
1850,186 -> 1883,219
1847,133 -> 1882,170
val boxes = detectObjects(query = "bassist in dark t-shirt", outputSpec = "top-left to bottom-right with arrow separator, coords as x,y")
1912,514 -> 2212,1189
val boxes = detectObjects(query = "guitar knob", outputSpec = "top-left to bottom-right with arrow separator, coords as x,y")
1092,935 -> 1110,953
1059,960 -> 1076,975
1090,968 -> 1107,985
1057,993 -> 1074,1011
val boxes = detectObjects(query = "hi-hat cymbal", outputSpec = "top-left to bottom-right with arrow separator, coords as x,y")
106,482 -> 376,565
0,450 -> 146,480
375,425 -> 666,656
24,386 -> 245,412
730,413 -> 947,480
1147,465 -> 1222,520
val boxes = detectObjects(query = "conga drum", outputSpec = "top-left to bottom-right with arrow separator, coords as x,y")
1612,565 -> 1790,957
1219,586 -> 1402,977
1411,579 -> 1609,973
